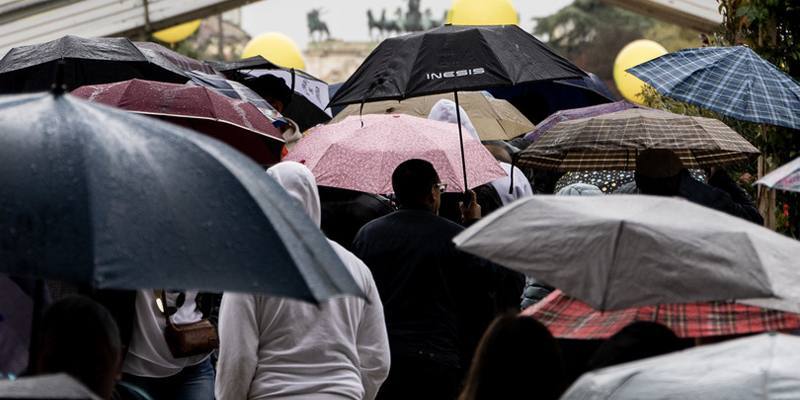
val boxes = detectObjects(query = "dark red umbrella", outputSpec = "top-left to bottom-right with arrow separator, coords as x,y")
72,79 -> 284,165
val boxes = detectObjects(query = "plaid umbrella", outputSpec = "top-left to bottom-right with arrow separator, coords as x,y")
756,156 -> 800,193
524,290 -> 800,339
627,46 -> 800,130
522,101 -> 639,142
517,108 -> 759,171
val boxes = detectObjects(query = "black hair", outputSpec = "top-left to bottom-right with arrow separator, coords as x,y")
587,321 -> 689,370
634,173 -> 683,197
459,314 -> 566,400
36,295 -> 121,399
244,75 -> 292,107
391,159 -> 439,208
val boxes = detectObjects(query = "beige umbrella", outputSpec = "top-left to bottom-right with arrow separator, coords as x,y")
332,92 -> 534,141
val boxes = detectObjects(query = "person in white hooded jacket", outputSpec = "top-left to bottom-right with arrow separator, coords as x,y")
215,161 -> 391,400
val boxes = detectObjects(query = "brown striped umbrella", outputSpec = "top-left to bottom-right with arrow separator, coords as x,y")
517,108 -> 759,171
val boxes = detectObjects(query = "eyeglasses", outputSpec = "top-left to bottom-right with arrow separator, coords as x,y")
434,182 -> 448,192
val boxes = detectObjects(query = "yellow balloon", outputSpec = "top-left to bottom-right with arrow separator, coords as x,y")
447,0 -> 519,26
613,40 -> 668,104
242,32 -> 306,70
153,20 -> 201,44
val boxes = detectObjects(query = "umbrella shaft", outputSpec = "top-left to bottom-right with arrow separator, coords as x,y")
454,91 -> 468,191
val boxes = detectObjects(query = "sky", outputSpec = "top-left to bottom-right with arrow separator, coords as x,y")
241,0 -> 574,50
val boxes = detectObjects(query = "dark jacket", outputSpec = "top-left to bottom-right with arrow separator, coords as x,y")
353,209 -> 523,370
679,170 -> 763,225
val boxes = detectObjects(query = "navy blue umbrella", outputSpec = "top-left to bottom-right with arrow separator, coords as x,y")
628,46 -> 800,130
488,73 -> 616,124
0,91 -> 364,303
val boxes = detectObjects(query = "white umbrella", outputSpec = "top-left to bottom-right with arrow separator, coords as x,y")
562,333 -> 800,400
452,195 -> 800,310
756,156 -> 800,193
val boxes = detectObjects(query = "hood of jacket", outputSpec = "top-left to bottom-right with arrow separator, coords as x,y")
267,161 -> 322,227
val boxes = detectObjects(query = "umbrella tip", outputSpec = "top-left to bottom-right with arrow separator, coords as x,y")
50,59 -> 67,96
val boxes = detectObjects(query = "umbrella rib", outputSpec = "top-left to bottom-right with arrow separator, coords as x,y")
601,221 -> 626,311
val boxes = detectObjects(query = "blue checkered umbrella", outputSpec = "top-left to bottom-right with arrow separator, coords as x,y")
628,46 -> 800,130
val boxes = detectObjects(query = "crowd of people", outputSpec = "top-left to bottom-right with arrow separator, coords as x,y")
9,124 -> 766,399
0,26 -> 779,400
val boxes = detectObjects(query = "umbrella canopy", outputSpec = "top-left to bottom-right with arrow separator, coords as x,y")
452,195 -> 799,310
523,101 -> 640,143
0,92 -> 363,303
0,36 -> 194,93
554,170 -> 634,194
208,55 -> 282,73
517,108 -> 760,171
213,56 -> 332,131
756,156 -> 800,193
241,68 -> 332,131
329,24 -> 586,106
488,73 -> 617,124
184,70 -> 287,127
562,333 -> 800,400
627,46 -> 800,130
524,290 -> 800,340
71,79 -> 285,165
332,92 -> 534,141
284,114 -> 506,194
0,374 -> 101,399
133,41 -> 219,78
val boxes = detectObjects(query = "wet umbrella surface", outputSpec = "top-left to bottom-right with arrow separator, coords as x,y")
0,92 -> 364,303
0,36 -> 193,93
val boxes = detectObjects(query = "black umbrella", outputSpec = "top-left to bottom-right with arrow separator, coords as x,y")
0,36 -> 191,94
214,56 -> 332,131
328,24 -> 586,189
0,91 -> 364,303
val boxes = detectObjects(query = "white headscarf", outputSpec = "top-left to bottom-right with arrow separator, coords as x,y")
266,161 -> 322,227
427,99 -> 480,140
491,162 -> 534,206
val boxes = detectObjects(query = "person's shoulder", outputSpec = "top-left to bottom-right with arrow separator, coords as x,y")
430,213 -> 465,233
358,212 -> 396,233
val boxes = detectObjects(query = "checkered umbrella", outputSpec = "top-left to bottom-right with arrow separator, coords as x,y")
523,290 -> 800,340
517,108 -> 759,170
627,46 -> 800,130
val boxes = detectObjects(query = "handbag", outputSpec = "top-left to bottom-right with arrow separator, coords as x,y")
154,290 -> 219,358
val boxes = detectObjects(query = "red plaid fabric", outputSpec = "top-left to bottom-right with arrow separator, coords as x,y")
522,290 -> 800,339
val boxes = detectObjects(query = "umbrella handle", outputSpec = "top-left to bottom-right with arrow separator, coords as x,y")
51,59 -> 67,95
454,90 -> 468,191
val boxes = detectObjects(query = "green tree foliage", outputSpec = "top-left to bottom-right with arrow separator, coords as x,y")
532,0 -> 700,95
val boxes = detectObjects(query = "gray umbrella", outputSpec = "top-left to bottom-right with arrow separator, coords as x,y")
0,92 -> 364,303
452,195 -> 794,310
563,333 -> 800,400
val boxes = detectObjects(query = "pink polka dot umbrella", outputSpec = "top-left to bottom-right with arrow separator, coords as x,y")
285,114 -> 506,194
